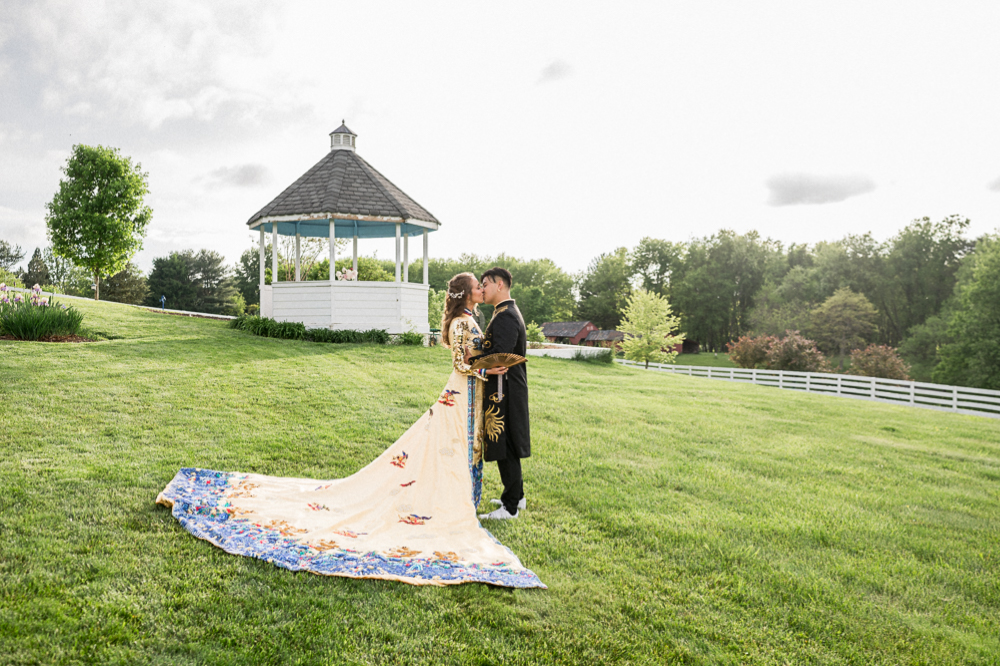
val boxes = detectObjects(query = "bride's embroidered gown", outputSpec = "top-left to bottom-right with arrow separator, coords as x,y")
156,311 -> 545,588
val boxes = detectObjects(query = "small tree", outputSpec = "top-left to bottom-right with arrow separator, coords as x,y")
765,330 -> 830,372
525,321 -> 546,346
809,287 -> 878,368
727,334 -> 775,369
45,144 -> 152,300
850,344 -> 910,380
617,289 -> 684,368
21,248 -> 50,287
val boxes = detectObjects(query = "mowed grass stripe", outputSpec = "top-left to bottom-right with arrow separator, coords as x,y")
1,299 -> 998,665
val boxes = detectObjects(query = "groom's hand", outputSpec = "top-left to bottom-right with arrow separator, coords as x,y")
485,367 -> 508,376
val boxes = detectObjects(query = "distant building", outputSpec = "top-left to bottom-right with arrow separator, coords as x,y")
584,329 -> 682,353
540,321 -> 596,345
584,329 -> 625,349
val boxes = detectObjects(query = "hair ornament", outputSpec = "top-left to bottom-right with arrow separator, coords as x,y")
448,290 -> 465,299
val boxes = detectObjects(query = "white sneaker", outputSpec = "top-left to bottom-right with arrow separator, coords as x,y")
478,506 -> 519,520
491,498 -> 526,510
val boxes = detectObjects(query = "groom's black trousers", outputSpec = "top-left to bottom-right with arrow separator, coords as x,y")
497,453 -> 523,516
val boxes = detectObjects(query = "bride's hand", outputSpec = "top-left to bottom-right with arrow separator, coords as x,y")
485,366 -> 507,375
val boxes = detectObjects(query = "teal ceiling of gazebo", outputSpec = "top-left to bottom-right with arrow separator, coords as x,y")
259,219 -> 432,239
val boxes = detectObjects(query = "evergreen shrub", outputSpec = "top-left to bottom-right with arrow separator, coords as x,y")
229,315 -> 391,345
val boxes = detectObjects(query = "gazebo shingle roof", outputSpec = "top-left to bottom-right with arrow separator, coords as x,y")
247,149 -> 438,226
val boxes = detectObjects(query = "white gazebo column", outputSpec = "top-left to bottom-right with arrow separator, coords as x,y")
394,223 -> 401,282
422,229 -> 429,285
259,228 -> 265,292
352,234 -> 358,273
294,226 -> 301,281
330,221 -> 337,327
403,232 -> 409,283
271,225 -> 278,284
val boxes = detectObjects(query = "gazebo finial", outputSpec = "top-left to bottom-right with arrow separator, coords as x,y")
329,121 -> 357,152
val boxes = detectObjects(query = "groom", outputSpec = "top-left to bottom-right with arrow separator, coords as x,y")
477,267 -> 530,521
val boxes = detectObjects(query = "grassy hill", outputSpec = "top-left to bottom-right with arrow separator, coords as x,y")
1,300 -> 998,665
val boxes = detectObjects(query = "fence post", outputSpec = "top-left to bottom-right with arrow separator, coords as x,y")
707,367 -> 713,379
952,388 -> 959,412
778,372 -> 783,389
752,368 -> 757,385
909,382 -> 915,405
806,373 -> 811,393
836,376 -> 842,395
870,378 -> 876,400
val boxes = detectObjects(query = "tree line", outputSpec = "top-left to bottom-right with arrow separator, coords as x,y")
9,142 -> 998,389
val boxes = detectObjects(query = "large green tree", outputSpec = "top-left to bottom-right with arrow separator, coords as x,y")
878,216 -> 972,344
576,247 -> 632,329
45,144 -> 152,300
630,237 -> 683,297
672,230 -> 778,351
932,236 -> 1000,389
145,250 -> 238,315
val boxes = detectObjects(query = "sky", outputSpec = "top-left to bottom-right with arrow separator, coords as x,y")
2,1 -> 999,275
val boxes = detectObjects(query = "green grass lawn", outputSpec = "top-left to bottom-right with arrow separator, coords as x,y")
2,300 -> 999,665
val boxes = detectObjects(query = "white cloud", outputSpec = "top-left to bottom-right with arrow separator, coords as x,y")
766,173 -> 877,206
10,0 -> 286,130
200,164 -> 270,188
538,59 -> 573,84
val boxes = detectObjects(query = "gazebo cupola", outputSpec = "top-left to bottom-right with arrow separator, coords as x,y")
329,121 -> 357,152
245,122 -> 441,334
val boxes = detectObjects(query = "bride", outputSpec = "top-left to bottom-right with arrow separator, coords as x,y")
156,272 -> 545,588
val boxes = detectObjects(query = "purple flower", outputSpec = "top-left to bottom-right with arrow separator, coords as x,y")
0,283 -> 7,291
32,284 -> 41,292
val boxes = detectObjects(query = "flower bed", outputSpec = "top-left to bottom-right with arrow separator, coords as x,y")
0,284 -> 85,341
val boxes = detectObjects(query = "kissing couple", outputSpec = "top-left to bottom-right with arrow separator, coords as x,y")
156,267 -> 544,588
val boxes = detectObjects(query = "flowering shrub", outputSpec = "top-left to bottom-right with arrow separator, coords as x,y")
336,267 -> 359,281
0,284 -> 84,340
727,334 -> 776,368
765,330 -> 831,372
849,344 -> 911,380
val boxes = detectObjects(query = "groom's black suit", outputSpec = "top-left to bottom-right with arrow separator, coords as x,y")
480,299 -> 530,515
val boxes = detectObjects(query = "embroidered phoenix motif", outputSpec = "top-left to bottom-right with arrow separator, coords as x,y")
390,452 -> 408,468
484,404 -> 504,442
438,390 -> 460,407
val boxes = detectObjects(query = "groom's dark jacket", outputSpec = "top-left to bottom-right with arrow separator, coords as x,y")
480,300 -> 530,462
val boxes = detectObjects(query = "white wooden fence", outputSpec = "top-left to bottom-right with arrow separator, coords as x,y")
615,360 -> 1000,419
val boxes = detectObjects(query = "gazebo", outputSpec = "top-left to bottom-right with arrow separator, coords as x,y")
247,122 -> 439,334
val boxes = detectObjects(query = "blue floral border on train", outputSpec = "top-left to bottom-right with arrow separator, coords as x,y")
161,468 -> 546,589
